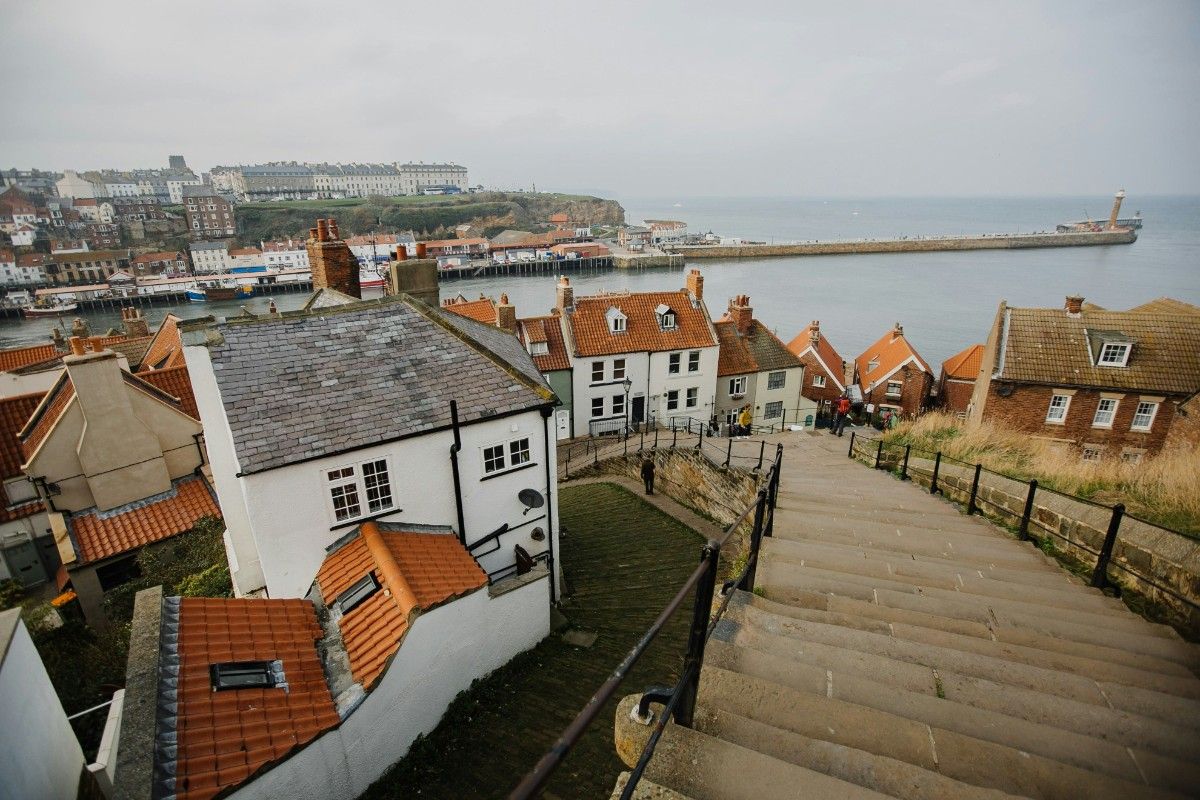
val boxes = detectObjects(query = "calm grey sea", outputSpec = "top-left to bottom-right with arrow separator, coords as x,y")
4,195 -> 1197,367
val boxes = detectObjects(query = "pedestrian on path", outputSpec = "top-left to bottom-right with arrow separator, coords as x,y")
641,457 -> 656,495
738,405 -> 753,437
834,395 -> 851,437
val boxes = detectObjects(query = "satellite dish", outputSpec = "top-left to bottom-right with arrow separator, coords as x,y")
530,527 -> 546,542
518,488 -> 545,515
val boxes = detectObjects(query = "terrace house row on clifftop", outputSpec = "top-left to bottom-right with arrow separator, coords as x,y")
968,295 -> 1200,462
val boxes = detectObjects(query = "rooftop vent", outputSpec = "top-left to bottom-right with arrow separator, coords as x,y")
210,660 -> 279,691
335,572 -> 381,616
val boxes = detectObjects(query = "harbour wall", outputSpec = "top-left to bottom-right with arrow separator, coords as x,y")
669,229 -> 1136,260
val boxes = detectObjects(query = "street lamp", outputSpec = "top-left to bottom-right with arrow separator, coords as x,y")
622,376 -> 633,438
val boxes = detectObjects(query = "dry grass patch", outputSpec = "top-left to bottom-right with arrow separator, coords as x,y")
883,411 -> 1200,536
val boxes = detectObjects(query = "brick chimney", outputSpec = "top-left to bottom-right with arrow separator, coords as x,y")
496,293 -> 517,334
891,322 -> 904,341
1065,295 -> 1084,317
122,307 -> 150,338
810,320 -> 821,345
728,295 -> 754,335
686,268 -> 704,302
556,275 -> 574,313
307,217 -> 360,298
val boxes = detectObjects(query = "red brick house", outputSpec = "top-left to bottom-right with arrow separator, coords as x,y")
786,320 -> 847,413
968,296 -> 1200,462
938,343 -> 983,417
854,322 -> 934,419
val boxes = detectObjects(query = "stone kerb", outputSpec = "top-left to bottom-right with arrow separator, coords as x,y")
854,449 -> 1200,635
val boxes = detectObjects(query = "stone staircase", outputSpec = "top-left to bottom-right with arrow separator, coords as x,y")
612,432 -> 1200,800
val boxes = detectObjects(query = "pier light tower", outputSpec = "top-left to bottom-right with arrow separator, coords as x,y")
1108,189 -> 1126,230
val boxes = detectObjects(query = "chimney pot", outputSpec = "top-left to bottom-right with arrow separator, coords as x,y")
309,227 -> 318,240
556,274 -> 575,312
328,218 -> 340,239
316,219 -> 329,242
395,246 -> 407,261
416,242 -> 427,259
88,336 -> 104,352
1065,295 -> 1084,315
69,336 -> 86,356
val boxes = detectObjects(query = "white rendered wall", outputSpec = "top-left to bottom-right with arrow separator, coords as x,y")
0,611 -> 85,800
648,346 -> 719,428
226,576 -> 549,800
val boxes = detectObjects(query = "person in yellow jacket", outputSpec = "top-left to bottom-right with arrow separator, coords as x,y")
738,405 -> 753,436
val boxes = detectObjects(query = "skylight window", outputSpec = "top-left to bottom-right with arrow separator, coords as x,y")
336,572 -> 381,615
210,661 -> 277,691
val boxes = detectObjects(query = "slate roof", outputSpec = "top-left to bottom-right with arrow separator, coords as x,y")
316,521 -> 486,690
157,595 -> 338,800
714,319 -> 803,377
855,325 -> 933,391
208,296 -> 554,474
518,315 -> 572,373
992,305 -> 1200,394
68,475 -> 220,564
566,289 -> 716,357
0,343 -> 59,373
942,343 -> 984,381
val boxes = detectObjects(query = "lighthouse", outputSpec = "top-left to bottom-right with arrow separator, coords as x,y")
1107,189 -> 1126,230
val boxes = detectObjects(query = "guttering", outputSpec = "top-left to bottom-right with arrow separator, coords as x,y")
449,399 -> 467,546
541,406 -> 557,602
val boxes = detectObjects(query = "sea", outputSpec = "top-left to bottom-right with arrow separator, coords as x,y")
4,195 -> 1198,367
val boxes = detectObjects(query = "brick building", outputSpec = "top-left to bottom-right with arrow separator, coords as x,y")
43,249 -> 132,285
938,343 -> 983,417
854,322 -> 933,419
131,250 -> 186,277
786,320 -> 848,413
182,185 -> 236,240
968,296 -> 1200,462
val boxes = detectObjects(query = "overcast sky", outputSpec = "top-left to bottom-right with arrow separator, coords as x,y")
2,1 -> 1197,197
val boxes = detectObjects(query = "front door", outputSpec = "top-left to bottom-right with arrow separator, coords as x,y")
555,408 -> 571,440
631,396 -> 645,428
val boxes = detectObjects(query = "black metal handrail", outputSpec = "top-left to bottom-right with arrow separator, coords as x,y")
509,445 -> 783,799
846,432 -> 1199,613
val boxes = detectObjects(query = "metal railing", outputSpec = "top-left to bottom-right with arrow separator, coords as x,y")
846,432 -> 1199,612
509,445 -> 783,799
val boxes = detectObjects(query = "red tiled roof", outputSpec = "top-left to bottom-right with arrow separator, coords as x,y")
141,314 -> 182,370
0,499 -> 42,524
855,325 -> 933,392
19,374 -> 74,461
518,315 -> 572,372
0,392 -> 45,478
132,251 -> 182,264
172,596 -> 339,800
0,343 -> 59,373
69,476 -> 220,563
786,322 -> 846,387
942,343 -> 984,381
714,317 -> 802,378
489,231 -> 573,251
441,295 -> 498,325
316,523 -> 486,690
567,290 -> 716,357
345,233 -> 398,247
138,365 -> 200,419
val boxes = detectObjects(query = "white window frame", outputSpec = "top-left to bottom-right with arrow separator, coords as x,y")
666,390 -> 679,411
660,311 -> 677,330
1098,342 -> 1131,367
668,353 -> 681,375
687,350 -> 700,373
611,393 -> 625,416
685,387 -> 698,408
482,436 -> 534,478
767,371 -> 785,390
613,358 -> 626,380
728,376 -> 747,396
1045,394 -> 1071,424
812,374 -> 826,388
1092,398 -> 1118,428
1130,401 -> 1157,432
886,381 -> 902,397
591,396 -> 604,418
529,341 -> 548,356
609,313 -> 626,333
325,457 -> 395,524
591,361 -> 604,384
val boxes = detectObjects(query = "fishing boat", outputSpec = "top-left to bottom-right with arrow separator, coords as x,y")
22,299 -> 79,318
187,281 -> 254,303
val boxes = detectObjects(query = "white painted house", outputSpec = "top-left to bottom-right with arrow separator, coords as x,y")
188,240 -> 232,274
183,295 -> 562,601
558,270 -> 720,436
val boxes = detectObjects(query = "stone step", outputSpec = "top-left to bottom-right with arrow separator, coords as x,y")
636,719 -> 892,799
760,535 -> 1086,590
757,561 -> 1194,662
697,664 -> 1191,799
704,637 -> 1200,764
762,537 -> 1128,614
738,587 -> 1194,681
774,500 -> 1008,537
610,773 -> 695,800
719,598 -> 1200,704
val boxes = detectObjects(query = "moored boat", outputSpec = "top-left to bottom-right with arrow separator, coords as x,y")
22,299 -> 79,318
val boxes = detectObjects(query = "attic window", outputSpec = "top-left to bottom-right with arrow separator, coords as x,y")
655,304 -> 677,330
210,661 -> 277,691
1098,342 -> 1131,367
867,359 -> 879,372
335,572 -> 381,615
529,341 -> 548,356
606,307 -> 627,334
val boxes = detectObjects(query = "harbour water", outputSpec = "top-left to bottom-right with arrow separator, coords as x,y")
3,195 -> 1197,367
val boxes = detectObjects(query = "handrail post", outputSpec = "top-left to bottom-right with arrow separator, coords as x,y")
672,427 -> 677,449
725,438 -> 732,467
677,543 -> 719,727
654,427 -> 659,449
847,430 -> 856,458
757,440 -> 765,471
874,440 -> 883,469
967,464 -> 982,515
738,489 -> 768,592
900,444 -> 911,480
697,422 -> 704,451
764,455 -> 781,539
929,451 -> 942,494
624,434 -> 628,457
1090,503 -> 1125,590
1018,479 -> 1037,541
640,431 -> 644,453
565,447 -> 571,479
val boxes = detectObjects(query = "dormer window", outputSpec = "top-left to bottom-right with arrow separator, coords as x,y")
529,341 -> 548,356
867,358 -> 879,372
1098,342 -> 1131,367
606,307 -> 627,334
655,304 -> 677,331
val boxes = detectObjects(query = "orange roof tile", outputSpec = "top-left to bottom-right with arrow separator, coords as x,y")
141,314 -> 182,370
69,476 -> 220,563
0,392 -> 45,478
18,374 -> 74,461
316,523 -> 486,690
786,322 -> 847,386
489,231 -> 574,251
137,365 -> 199,418
0,343 -> 59,373
0,499 -> 43,523
942,343 -> 984,381
441,294 -> 498,325
567,290 -> 716,357
171,596 -> 339,800
518,315 -> 572,373
855,325 -> 933,392
714,318 -> 802,377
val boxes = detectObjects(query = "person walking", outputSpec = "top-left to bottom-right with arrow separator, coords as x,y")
835,395 -> 851,437
738,405 -> 753,437
641,457 -> 656,495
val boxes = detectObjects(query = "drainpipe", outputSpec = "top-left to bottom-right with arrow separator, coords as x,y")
449,400 -> 467,545
33,477 -> 60,513
646,350 -> 652,427
541,405 -> 557,602
191,433 -> 206,470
